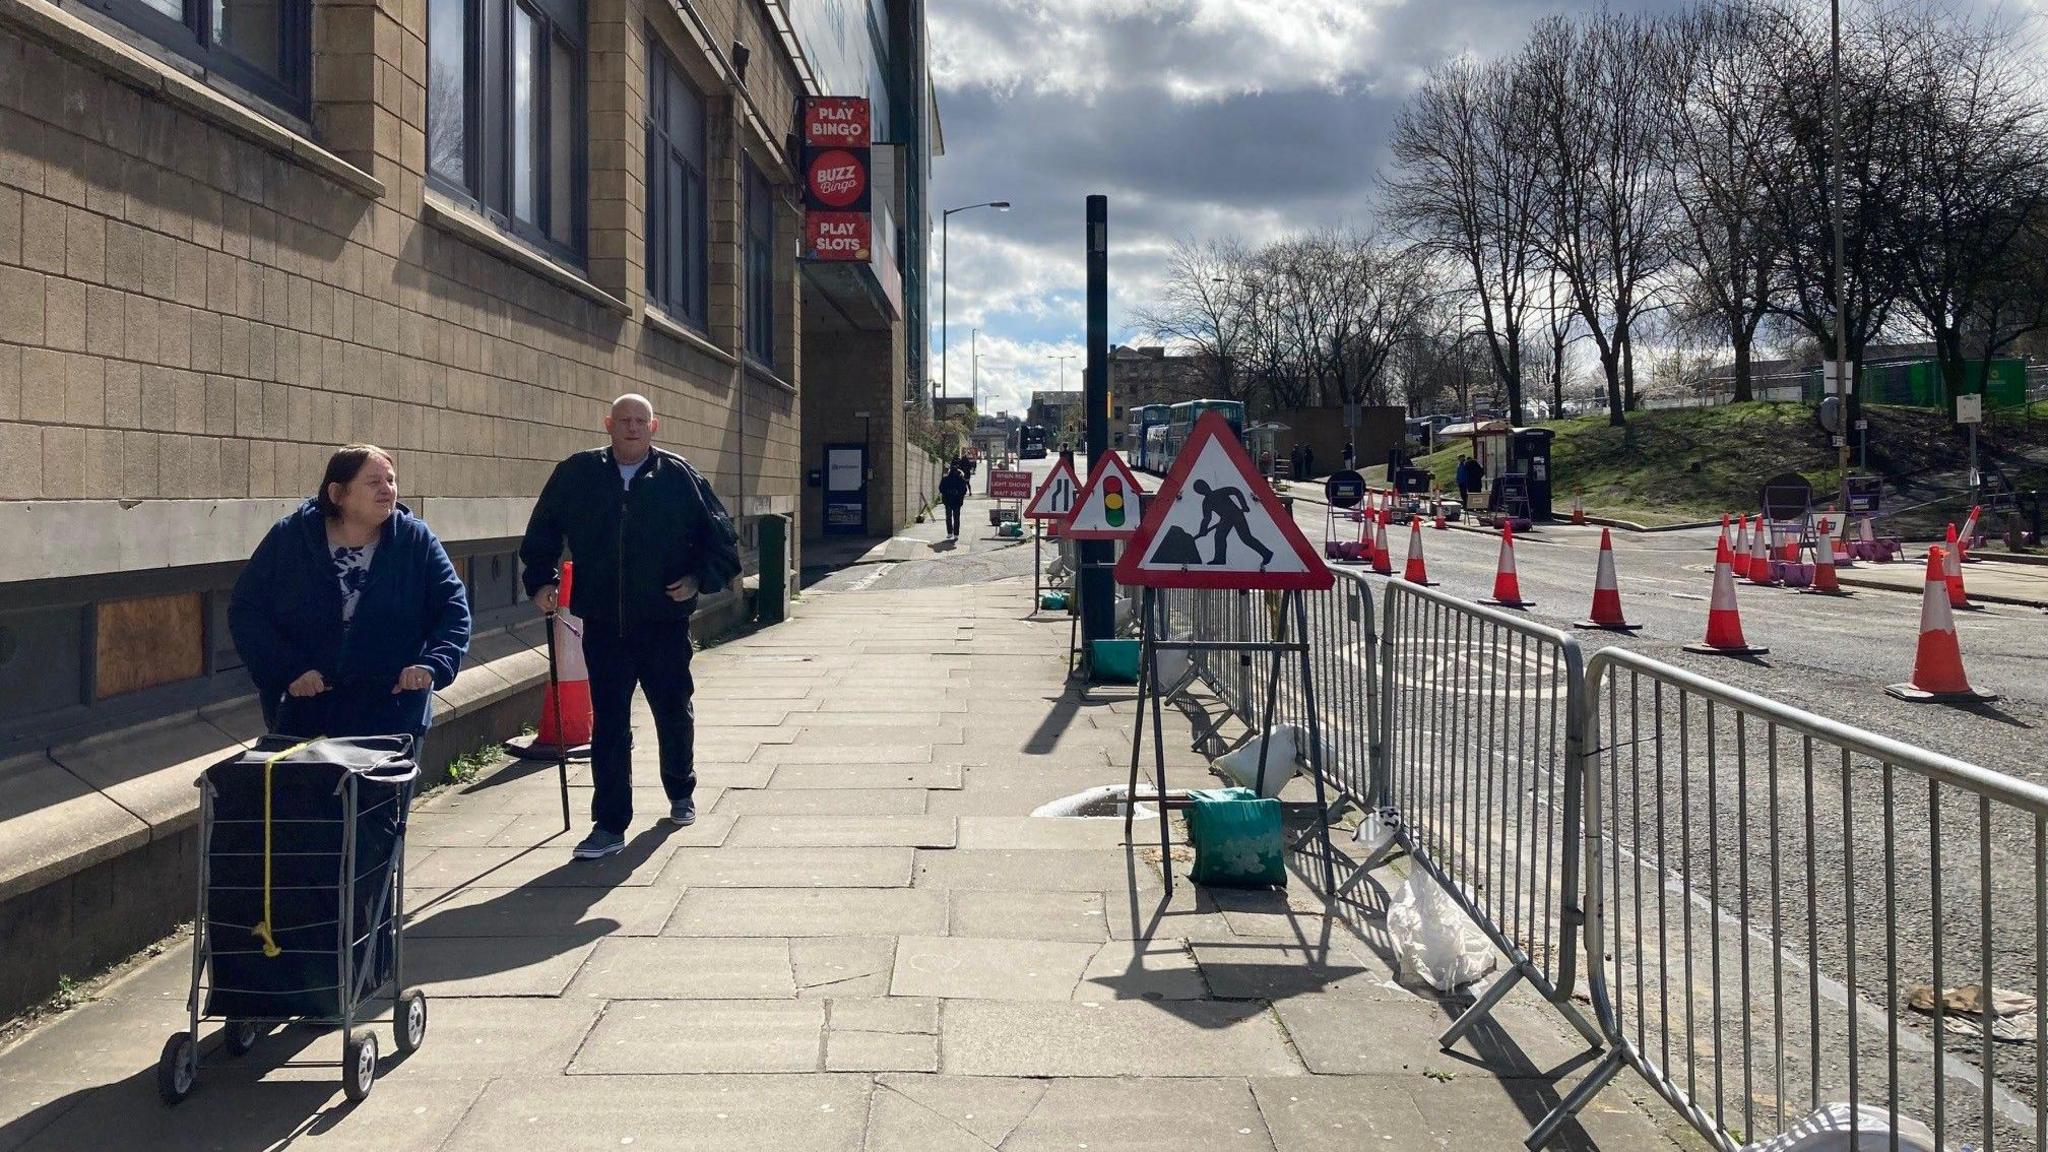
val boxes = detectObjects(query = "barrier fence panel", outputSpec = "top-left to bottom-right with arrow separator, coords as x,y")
1577,648 -> 2048,1152
1376,580 -> 1601,1061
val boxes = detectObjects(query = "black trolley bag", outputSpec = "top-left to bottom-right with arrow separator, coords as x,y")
158,734 -> 427,1106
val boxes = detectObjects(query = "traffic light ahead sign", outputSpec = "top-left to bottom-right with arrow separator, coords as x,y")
1062,450 -> 1147,539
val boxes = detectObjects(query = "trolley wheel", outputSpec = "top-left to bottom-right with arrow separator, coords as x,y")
394,990 -> 427,1056
223,1019 -> 261,1058
341,1028 -> 378,1104
156,1031 -> 198,1106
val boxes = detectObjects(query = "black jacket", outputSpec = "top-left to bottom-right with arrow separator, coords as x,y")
939,470 -> 969,506
519,447 -> 739,625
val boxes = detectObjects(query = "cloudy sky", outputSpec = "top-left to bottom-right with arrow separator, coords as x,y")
923,0 -> 1634,419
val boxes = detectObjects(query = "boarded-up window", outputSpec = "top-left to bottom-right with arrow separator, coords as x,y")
95,593 -> 205,700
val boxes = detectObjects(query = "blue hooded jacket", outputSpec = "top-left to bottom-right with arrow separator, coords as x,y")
229,499 -> 471,739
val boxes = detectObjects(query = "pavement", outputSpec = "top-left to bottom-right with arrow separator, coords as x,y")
0,515 -> 1700,1151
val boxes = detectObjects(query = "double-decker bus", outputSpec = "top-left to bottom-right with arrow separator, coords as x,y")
1158,399 -> 1246,466
1129,404 -> 1174,471
1018,424 -> 1050,460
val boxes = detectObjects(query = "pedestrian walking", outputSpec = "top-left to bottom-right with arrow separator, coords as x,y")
1456,454 -> 1486,509
1301,445 -> 1315,480
939,464 -> 969,538
519,394 -> 742,860
1289,443 -> 1304,479
1342,441 -> 1356,472
229,444 -> 471,747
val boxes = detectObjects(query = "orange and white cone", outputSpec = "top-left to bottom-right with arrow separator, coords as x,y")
1804,532 -> 1849,596
1401,519 -> 1436,585
1685,536 -> 1768,656
1575,528 -> 1641,632
1941,524 -> 1978,611
1886,547 -> 1997,703
1958,505 -> 1982,562
1571,492 -> 1586,525
1732,515 -> 1752,579
1746,519 -> 1776,586
508,560 -> 594,761
1371,513 -> 1394,576
1480,522 -> 1533,608
1832,515 -> 1856,568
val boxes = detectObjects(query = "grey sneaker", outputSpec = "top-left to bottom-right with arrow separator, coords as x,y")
666,799 -> 697,827
572,828 -> 625,859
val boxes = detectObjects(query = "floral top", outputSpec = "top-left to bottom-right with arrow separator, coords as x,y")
330,537 -> 378,625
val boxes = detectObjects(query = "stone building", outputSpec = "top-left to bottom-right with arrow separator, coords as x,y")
0,0 -> 933,1013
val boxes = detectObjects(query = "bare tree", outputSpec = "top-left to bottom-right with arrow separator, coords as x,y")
1129,238 -> 1256,402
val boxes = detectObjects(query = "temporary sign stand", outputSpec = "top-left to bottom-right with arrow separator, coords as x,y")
1112,412 -> 1336,897
1024,455 -> 1083,612
1058,452 -> 1149,676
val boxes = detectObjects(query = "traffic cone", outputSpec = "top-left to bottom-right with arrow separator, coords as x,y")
1885,548 -> 1997,703
1434,505 -> 1448,530
1958,505 -> 1982,562
1746,519 -> 1776,586
1402,519 -> 1436,585
1685,537 -> 1769,656
1574,528 -> 1641,632
1941,525 -> 1978,611
1832,515 -> 1856,568
1480,522 -> 1533,608
1571,492 -> 1586,525
1732,514 -> 1752,579
1804,532 -> 1849,596
508,560 -> 594,761
1371,513 -> 1394,576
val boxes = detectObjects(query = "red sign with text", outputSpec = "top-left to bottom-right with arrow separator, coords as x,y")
990,470 -> 1034,500
805,149 -> 869,210
806,212 -> 871,262
802,96 -> 871,148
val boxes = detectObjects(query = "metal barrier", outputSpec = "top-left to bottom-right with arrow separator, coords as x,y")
1570,647 -> 2048,1152
1376,579 -> 1602,1063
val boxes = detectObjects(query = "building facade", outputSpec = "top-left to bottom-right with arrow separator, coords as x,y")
0,0 -> 931,1009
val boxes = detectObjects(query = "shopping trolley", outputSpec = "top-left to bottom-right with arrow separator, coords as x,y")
158,734 -> 424,1105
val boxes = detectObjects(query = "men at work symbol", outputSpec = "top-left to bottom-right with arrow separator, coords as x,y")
1150,479 -> 1275,568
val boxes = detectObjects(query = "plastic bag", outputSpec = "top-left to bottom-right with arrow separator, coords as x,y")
1737,1103 -> 1937,1151
1353,807 -> 1399,855
1213,725 -> 1303,799
1185,787 -> 1286,889
1385,872 -> 1496,992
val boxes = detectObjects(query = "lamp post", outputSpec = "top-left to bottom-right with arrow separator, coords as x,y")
1049,353 -> 1076,441
941,201 -> 1011,402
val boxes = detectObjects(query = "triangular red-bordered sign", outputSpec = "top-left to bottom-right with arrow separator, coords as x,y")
1114,412 -> 1332,590
1061,450 -> 1147,539
1022,455 -> 1083,521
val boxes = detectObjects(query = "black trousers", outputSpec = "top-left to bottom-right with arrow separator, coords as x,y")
943,501 -> 963,535
581,618 -> 695,834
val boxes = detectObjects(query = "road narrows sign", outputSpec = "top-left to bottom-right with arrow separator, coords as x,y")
1115,412 -> 1333,590
1062,450 -> 1147,539
1022,456 -> 1083,521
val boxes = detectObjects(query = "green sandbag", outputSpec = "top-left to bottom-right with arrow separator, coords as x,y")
1185,787 -> 1286,889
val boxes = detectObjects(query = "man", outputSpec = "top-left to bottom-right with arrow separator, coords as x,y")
938,464 -> 969,538
1191,479 -> 1273,568
1455,454 -> 1485,509
520,394 -> 740,860
1342,441 -> 1356,472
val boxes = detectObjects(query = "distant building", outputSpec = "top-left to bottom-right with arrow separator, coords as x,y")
1108,344 -> 1210,422
933,396 -> 975,425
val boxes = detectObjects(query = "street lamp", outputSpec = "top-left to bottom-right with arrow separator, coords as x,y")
941,201 -> 1011,403
1048,353 -> 1076,439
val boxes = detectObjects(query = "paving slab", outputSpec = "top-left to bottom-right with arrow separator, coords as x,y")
567,999 -> 825,1074
914,848 -> 1159,892
726,815 -> 957,848
864,1075 -> 1050,1151
946,890 -> 1107,942
712,788 -> 928,816
921,766 -> 1128,816
939,1000 -> 1302,1077
1073,940 -> 1209,1002
754,743 -> 936,765
1249,1074 -> 1685,1151
404,883 -> 684,937
403,936 -> 600,997
690,763 -> 779,789
1270,995 -> 1594,1080
1104,884 -> 1236,944
765,763 -> 962,790
666,888 -> 948,937
439,1074 -> 870,1151
997,1077 -> 1278,1152
401,836 -> 685,889
1192,941 -> 1404,1002
792,937 -> 898,997
391,809 -> 521,848
785,726 -> 966,748
657,846 -> 915,888
954,815 -> 1147,849
295,996 -> 601,1080
889,935 -> 1099,1000
824,1029 -> 937,1072
828,996 -> 938,1034
565,937 -> 795,999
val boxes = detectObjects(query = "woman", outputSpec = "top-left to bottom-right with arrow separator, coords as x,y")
230,445 -> 471,746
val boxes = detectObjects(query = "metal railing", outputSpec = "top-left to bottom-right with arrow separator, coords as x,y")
1376,580 -> 1602,1057
1571,647 -> 2048,1152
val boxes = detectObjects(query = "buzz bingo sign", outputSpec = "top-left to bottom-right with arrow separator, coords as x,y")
1022,455 -> 1083,522
1061,450 -> 1147,539
1114,412 -> 1331,591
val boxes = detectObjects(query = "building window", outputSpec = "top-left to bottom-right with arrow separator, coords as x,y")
427,0 -> 585,261
84,0 -> 308,113
645,39 -> 708,328
744,161 -> 776,366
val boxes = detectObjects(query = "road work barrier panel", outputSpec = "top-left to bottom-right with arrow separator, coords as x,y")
1572,647 -> 2047,1152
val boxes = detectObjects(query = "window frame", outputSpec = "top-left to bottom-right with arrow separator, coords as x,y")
644,35 -> 710,331
426,0 -> 587,265
82,0 -> 311,116
743,160 -> 776,368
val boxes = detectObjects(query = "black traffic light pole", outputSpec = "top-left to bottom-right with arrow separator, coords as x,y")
1081,196 -> 1114,657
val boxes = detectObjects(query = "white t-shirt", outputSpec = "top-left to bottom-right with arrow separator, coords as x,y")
618,458 -> 645,487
